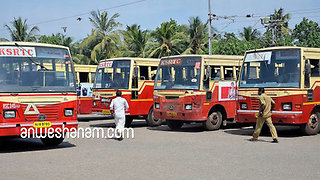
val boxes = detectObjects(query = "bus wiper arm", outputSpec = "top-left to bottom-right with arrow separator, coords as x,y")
14,43 -> 49,71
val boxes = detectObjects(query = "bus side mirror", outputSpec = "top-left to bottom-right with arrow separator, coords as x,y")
133,67 -> 139,77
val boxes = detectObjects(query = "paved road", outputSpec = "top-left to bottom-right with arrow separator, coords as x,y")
1,119 -> 320,180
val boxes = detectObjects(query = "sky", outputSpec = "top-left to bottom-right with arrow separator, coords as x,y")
0,0 -> 320,41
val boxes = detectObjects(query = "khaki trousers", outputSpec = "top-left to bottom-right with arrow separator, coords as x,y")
253,117 -> 278,140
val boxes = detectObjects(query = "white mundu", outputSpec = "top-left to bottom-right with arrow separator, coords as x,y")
110,97 -> 129,137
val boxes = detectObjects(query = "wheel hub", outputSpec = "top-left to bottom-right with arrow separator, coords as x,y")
308,114 -> 319,129
210,113 -> 218,125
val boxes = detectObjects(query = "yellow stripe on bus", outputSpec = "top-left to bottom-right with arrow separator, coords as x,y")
131,99 -> 153,102
303,102 -> 320,105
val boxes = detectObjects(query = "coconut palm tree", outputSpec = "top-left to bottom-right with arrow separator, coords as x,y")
270,8 -> 291,38
240,26 -> 260,41
4,17 -> 39,42
122,24 -> 149,57
149,19 -> 188,58
81,10 -> 121,64
184,16 -> 207,54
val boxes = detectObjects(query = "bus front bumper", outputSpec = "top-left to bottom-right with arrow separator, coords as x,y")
236,110 -> 304,124
0,121 -> 78,136
154,109 -> 207,122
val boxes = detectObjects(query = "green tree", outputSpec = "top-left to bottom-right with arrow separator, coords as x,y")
240,26 -> 260,41
293,18 -> 320,48
122,24 -> 149,57
213,33 -> 261,55
149,19 -> 188,58
184,16 -> 207,54
38,33 -> 73,47
81,10 -> 121,64
4,17 -> 39,42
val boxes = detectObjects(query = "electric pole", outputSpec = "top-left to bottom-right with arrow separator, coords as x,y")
208,0 -> 212,55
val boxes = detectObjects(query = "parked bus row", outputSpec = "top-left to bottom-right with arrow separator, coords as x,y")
91,46 -> 320,136
0,42 -> 319,147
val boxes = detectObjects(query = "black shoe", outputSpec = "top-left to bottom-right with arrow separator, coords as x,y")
249,138 -> 258,142
272,139 -> 278,143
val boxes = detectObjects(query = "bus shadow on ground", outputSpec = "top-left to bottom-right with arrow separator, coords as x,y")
77,115 -> 114,122
148,123 -> 252,133
0,137 -> 75,153
89,120 -> 148,129
148,123 -> 207,133
224,125 -> 304,138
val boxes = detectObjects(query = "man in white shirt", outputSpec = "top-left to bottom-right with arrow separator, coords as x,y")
110,90 -> 129,141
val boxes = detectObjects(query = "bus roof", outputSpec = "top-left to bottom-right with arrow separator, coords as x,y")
100,57 -> 159,62
0,41 -> 69,50
161,54 -> 242,61
245,46 -> 320,54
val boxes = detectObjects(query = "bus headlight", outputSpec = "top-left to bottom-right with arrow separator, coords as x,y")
241,103 -> 247,110
64,109 -> 74,117
282,103 -> 292,111
4,110 -> 16,119
185,104 -> 192,110
93,101 -> 97,106
155,103 -> 160,109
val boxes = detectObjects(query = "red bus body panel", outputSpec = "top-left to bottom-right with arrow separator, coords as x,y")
0,93 -> 78,136
92,81 -> 155,116
154,82 -> 237,122
236,89 -> 314,125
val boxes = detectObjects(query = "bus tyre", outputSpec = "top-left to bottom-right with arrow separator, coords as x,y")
146,108 -> 162,127
125,116 -> 133,128
204,111 -> 223,131
301,112 -> 320,135
167,120 -> 183,130
40,136 -> 64,147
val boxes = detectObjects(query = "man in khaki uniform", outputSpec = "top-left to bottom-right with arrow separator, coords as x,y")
250,87 -> 279,143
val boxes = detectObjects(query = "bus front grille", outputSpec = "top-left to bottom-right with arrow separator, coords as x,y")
162,102 -> 182,111
251,99 -> 259,110
21,104 -> 60,121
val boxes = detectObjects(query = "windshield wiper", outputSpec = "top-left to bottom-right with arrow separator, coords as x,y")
14,43 -> 49,71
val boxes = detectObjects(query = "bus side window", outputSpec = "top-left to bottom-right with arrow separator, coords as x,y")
91,72 -> 95,83
151,66 -> 157,80
79,72 -> 89,83
140,66 -> 149,80
310,59 -> 320,77
210,66 -> 221,80
203,66 -> 210,90
224,66 -> 234,80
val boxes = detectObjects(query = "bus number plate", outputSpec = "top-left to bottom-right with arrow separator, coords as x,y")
167,112 -> 177,117
102,110 -> 111,115
33,121 -> 52,128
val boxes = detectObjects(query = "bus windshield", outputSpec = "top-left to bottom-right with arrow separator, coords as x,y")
154,57 -> 201,90
94,60 -> 131,89
240,49 -> 301,88
0,45 -> 75,93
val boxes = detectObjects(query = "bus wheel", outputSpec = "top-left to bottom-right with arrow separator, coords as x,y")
204,111 -> 223,130
125,116 -> 134,127
40,136 -> 64,147
301,112 -> 320,135
146,108 -> 162,127
167,120 -> 183,130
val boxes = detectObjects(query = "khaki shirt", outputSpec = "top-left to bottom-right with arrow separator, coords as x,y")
259,93 -> 275,118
